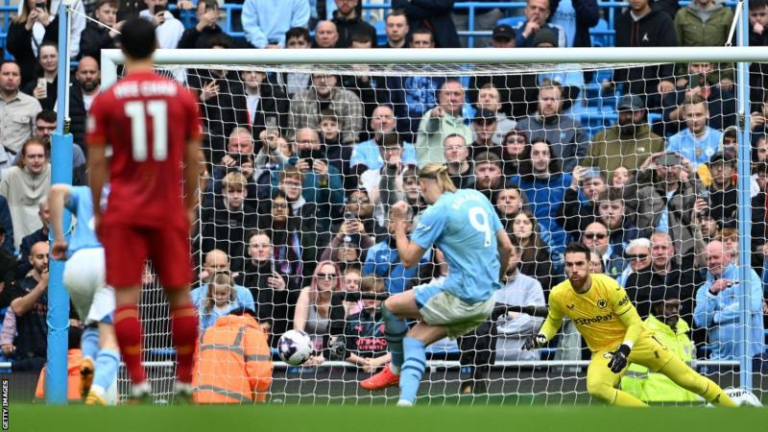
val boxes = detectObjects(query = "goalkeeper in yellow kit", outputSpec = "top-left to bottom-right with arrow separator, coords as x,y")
525,242 -> 736,407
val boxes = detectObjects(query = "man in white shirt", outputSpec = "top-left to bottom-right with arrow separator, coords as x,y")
139,0 -> 185,49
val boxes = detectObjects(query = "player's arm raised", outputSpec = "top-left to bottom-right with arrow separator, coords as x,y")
390,201 -> 426,268
48,184 -> 72,260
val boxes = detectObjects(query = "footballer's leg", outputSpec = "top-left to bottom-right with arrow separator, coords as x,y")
398,322 -> 447,407
586,352 -> 647,407
87,322 -> 120,406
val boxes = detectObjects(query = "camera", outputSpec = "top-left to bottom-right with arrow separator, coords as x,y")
228,153 -> 250,166
35,1 -> 45,9
153,4 -> 167,14
344,211 -> 356,221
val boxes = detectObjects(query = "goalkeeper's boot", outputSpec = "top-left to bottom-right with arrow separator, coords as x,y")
360,365 -> 399,391
80,357 -> 95,400
173,381 -> 194,405
85,390 -> 107,406
128,381 -> 153,405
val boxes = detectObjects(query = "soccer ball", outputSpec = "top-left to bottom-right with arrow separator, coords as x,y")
725,387 -> 763,407
278,330 -> 313,366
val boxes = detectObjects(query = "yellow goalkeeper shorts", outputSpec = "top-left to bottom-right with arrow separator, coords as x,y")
588,333 -> 675,388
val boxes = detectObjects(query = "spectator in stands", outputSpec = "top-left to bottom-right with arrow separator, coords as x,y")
649,231 -> 702,322
241,69 -> 288,139
501,129 -> 527,177
7,241 -> 49,372
79,0 -> 121,62
317,110 -> 355,190
274,27 -> 312,97
15,0 -> 86,60
16,200 -> 48,279
342,276 -> 391,371
586,95 -> 664,177
242,0 -> 310,48
6,0 -> 58,86
475,85 -> 518,143
516,80 -> 589,172
706,152 -> 738,224
495,185 -> 526,230
452,1 -> 502,48
549,0 -> 600,48
211,128 -> 259,206
320,190 -> 378,266
597,188 -> 644,256
514,0 -> 566,48
362,205 -> 430,295
190,249 -> 255,311
188,40 -> 250,164
0,139 -> 50,251
694,241 -> 765,361
392,0 -> 460,48
582,220 -> 626,279
20,42 -> 57,112
666,95 -> 723,170
444,134 -> 475,190
351,106 -> 418,178
382,9 -> 409,49
488,24 -> 515,48
200,172 -> 258,270
293,261 -> 347,366
510,138 -> 571,258
331,0 -> 376,48
625,152 -> 700,266
275,167 -> 319,236
495,238 -> 546,361
241,230 -> 295,346
378,160 -> 425,222
343,33 -> 389,132
414,79 -> 473,167
314,20 -> 340,48
662,62 -> 737,136
621,288 -> 701,404
473,152 -> 506,201
179,0 -> 231,49
675,0 -> 733,48
510,211 -> 558,294
620,238 -> 657,314
557,166 -> 606,238
0,61 -> 42,171
69,56 -> 101,147
611,166 -> 632,188
469,110 -> 503,161
612,0 -> 677,102
288,74 -> 363,144
32,111 -> 86,186
198,272 -> 254,331
749,0 -> 768,106
139,0 -> 184,49
359,136 -> 415,223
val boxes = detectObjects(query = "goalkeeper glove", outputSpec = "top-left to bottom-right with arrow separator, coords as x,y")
523,334 -> 548,350
607,344 -> 632,373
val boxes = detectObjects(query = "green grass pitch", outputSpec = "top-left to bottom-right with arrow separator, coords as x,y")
9,405 -> 768,432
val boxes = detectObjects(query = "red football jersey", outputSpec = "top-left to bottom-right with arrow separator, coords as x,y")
87,71 -> 201,229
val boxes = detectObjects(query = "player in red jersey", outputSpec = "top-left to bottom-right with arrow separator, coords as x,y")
86,19 -> 202,403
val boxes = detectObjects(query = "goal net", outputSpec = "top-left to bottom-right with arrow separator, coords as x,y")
104,48 -> 766,405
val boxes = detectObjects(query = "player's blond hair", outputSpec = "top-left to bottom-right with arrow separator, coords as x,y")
418,163 -> 457,193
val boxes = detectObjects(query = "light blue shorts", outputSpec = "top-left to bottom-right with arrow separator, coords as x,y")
413,280 -> 495,338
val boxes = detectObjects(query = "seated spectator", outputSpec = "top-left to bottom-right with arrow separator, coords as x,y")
360,135 -> 416,224
694,241 -> 764,360
242,0 -> 310,48
313,20 -> 339,48
510,211 -> 558,294
649,231 -> 702,323
341,267 -> 363,316
582,220 -> 626,279
331,0 -> 376,48
190,249 -> 255,310
17,200 -> 48,279
516,80 -> 589,172
533,30 -> 585,111
79,0 -> 121,62
392,0 -> 460,48
211,127 -> 259,206
611,166 -> 632,188
179,0 -> 231,49
320,190 -> 380,264
665,95 -> 724,170
414,79 -> 473,167
514,0 -> 566,48
6,0 -> 58,86
274,167 -> 319,238
293,261 -> 347,366
139,0 -> 184,49
21,41 -> 58,112
240,230 -> 295,346
288,74 -> 363,145
501,130 -> 527,177
31,110 -> 87,186
381,9 -> 409,49
586,95 -> 664,177
495,238 -> 546,361
510,139 -> 571,259
597,188 -> 644,258
469,110 -> 503,161
0,139 -> 50,251
254,130 -> 291,199
589,249 -> 604,273
0,61 -> 42,172
200,172 -> 258,266
351,105 -> 418,175
619,238 -> 658,316
198,272 -> 254,331
193,308 -> 273,404
474,85 -> 518,143
621,288 -> 701,403
495,185 -> 527,231
341,276 -> 391,372
318,110 -> 355,190
557,166 -> 607,239
7,241 -> 49,372
241,69 -> 288,140
443,134 -> 475,190
473,152 -> 505,202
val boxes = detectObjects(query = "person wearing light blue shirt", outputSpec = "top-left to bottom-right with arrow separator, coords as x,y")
350,138 -> 418,171
189,249 -> 255,312
242,0 -> 310,48
666,97 -> 723,169
359,164 -> 513,407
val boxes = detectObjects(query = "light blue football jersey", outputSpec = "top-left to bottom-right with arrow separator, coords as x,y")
66,186 -> 102,257
411,189 -> 503,304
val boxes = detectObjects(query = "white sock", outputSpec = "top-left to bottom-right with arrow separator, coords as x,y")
90,384 -> 106,398
396,399 -> 414,407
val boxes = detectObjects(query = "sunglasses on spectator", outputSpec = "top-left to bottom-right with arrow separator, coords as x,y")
318,272 -> 337,280
584,233 -> 607,240
626,254 -> 649,260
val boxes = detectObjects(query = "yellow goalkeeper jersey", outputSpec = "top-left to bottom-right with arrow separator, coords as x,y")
545,274 -> 643,352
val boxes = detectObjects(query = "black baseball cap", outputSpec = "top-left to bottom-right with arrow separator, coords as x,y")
492,24 -> 516,41
473,109 -> 497,124
709,152 -> 736,165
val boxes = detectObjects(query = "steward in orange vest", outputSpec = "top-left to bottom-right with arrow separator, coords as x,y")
193,308 -> 273,403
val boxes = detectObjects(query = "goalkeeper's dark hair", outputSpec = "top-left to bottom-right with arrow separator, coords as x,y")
119,18 -> 156,61
418,163 -> 456,193
564,242 -> 592,259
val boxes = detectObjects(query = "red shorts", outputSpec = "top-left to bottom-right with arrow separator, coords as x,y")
101,223 -> 191,289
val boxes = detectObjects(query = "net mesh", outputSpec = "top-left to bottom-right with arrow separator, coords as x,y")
114,59 -> 765,405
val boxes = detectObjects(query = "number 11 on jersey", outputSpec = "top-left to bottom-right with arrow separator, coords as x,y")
124,100 -> 168,162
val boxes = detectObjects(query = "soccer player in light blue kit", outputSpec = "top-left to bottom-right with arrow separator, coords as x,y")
49,185 -> 120,405
360,163 -> 513,406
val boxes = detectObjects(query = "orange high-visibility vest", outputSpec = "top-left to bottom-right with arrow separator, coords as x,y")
193,315 -> 273,404
35,349 -> 83,401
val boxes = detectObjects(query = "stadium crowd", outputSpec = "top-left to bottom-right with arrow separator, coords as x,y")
0,0 -> 767,400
